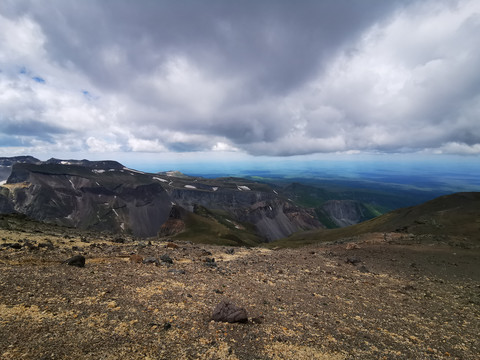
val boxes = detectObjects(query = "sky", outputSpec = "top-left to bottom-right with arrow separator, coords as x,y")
0,0 -> 479,173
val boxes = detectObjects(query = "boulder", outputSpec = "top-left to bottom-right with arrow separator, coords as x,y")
212,300 -> 248,323
65,254 -> 85,267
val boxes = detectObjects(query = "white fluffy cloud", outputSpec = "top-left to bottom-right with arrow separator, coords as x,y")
0,0 -> 479,158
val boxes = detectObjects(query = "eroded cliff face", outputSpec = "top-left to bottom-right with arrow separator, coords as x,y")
2,163 -> 171,237
0,160 -> 323,241
169,188 -> 322,241
319,200 -> 375,227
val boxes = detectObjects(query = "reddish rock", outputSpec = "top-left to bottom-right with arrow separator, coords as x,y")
129,254 -> 143,264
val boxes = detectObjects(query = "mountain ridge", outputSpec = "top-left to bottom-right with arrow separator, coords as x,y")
0,158 -> 323,241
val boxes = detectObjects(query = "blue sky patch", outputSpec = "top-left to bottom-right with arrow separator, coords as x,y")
82,90 -> 98,100
32,76 -> 46,84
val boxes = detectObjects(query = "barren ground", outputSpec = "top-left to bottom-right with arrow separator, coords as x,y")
0,225 -> 479,359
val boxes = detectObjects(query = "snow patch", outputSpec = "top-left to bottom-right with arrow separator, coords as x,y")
184,185 -> 197,189
112,208 -> 119,217
60,161 -> 71,165
92,169 -> 105,174
68,179 -> 75,189
273,190 -> 278,195
212,187 -> 219,191
237,185 -> 251,191
153,177 -> 168,183
123,167 -> 145,174
0,180 -> 6,186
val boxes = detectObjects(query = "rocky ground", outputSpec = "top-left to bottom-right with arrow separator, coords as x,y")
0,222 -> 479,359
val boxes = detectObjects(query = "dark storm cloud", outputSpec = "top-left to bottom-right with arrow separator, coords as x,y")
1,0 -> 479,156
7,1 -> 399,92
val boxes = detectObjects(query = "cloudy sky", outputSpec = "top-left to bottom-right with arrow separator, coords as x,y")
0,0 -> 479,169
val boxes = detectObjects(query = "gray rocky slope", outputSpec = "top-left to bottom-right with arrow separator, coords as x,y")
0,159 -> 322,240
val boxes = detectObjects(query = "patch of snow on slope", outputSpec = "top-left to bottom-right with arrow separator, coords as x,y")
184,185 -> 197,189
92,169 -> 105,174
123,167 -> 145,174
0,180 -> 6,186
212,187 -> 218,191
153,177 -> 168,183
237,185 -> 251,191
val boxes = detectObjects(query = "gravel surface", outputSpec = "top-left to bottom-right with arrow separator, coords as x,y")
0,228 -> 479,359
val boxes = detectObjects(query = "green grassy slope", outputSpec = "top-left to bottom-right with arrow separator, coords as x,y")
268,192 -> 480,248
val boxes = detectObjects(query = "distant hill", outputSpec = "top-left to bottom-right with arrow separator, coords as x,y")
273,192 -> 480,247
277,181 -> 448,228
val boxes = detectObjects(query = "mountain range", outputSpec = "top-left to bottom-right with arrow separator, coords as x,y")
1,156 -> 478,247
0,157 -> 323,243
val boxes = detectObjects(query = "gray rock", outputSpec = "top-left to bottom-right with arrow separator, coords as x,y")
168,269 -> 186,275
143,257 -> 160,266
212,300 -> 248,323
64,254 -> 85,267
345,257 -> 361,265
205,257 -> 217,267
358,265 -> 370,273
160,254 -> 173,264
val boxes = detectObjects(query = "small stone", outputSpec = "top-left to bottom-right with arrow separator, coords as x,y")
160,254 -> 173,264
212,300 -> 248,323
65,255 -> 85,267
205,257 -> 217,267
251,317 -> 264,324
166,242 -> 178,249
39,241 -> 54,250
358,265 -> 370,273
225,248 -> 235,255
168,269 -> 186,275
346,243 -> 360,250
163,322 -> 172,330
345,257 -> 361,265
9,243 -> 22,249
143,257 -> 160,266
